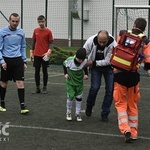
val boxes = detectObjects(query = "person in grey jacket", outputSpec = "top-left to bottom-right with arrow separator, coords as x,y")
83,30 -> 117,122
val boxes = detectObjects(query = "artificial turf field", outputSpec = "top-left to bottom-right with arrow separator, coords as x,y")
0,63 -> 150,150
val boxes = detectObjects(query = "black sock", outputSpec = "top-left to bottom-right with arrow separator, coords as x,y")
0,86 -> 6,108
1,100 -> 5,108
18,88 -> 25,109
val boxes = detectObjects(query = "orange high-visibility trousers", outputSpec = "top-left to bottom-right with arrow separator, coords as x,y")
113,82 -> 140,138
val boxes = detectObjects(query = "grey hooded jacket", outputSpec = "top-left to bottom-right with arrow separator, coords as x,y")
83,34 -> 117,67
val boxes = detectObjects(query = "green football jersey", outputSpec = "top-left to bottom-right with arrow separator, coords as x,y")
63,56 -> 87,85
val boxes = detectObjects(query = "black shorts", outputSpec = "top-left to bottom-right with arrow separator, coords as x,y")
33,56 -> 49,68
1,57 -> 24,82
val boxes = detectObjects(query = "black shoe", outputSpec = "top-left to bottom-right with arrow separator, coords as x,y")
85,105 -> 92,117
101,114 -> 109,122
125,132 -> 132,143
131,138 -> 137,142
32,88 -> 41,94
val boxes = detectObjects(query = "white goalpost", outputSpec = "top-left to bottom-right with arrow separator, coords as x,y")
114,5 -> 150,39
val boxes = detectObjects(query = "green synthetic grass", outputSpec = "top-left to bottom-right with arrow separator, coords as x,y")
0,64 -> 150,150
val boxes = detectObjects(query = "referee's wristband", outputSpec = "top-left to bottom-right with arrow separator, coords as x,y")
24,62 -> 27,64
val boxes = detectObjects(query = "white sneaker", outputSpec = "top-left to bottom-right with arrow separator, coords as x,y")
66,113 -> 72,121
76,114 -> 82,122
0,106 -> 6,112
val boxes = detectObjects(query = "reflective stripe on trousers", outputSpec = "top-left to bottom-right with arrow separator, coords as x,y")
113,82 -> 140,138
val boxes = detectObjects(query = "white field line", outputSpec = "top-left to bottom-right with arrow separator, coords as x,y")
3,124 -> 150,140
24,81 -> 150,90
25,73 -> 150,90
4,72 -> 150,140
25,74 -> 63,81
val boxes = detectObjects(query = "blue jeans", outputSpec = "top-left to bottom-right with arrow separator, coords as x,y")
86,66 -> 114,115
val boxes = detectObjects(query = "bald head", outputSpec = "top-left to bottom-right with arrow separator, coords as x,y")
97,30 -> 109,47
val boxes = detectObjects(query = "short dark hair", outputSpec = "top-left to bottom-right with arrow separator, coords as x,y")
9,13 -> 20,20
134,18 -> 147,31
37,15 -> 46,21
76,48 -> 86,60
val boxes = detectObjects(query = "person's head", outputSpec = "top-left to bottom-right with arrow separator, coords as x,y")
37,15 -> 46,29
133,18 -> 147,32
75,48 -> 86,63
9,13 -> 20,30
97,30 -> 109,47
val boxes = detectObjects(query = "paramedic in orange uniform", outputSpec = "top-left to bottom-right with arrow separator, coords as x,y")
113,18 -> 150,143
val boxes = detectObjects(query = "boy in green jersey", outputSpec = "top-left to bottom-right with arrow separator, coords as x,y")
63,48 -> 88,121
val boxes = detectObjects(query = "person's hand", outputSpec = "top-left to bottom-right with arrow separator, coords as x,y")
30,55 -> 34,62
84,75 -> 88,80
1,62 -> 7,70
42,49 -> 52,61
43,53 -> 50,61
148,70 -> 150,76
84,61 -> 93,68
30,50 -> 34,62
64,74 -> 70,79
24,63 -> 27,71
